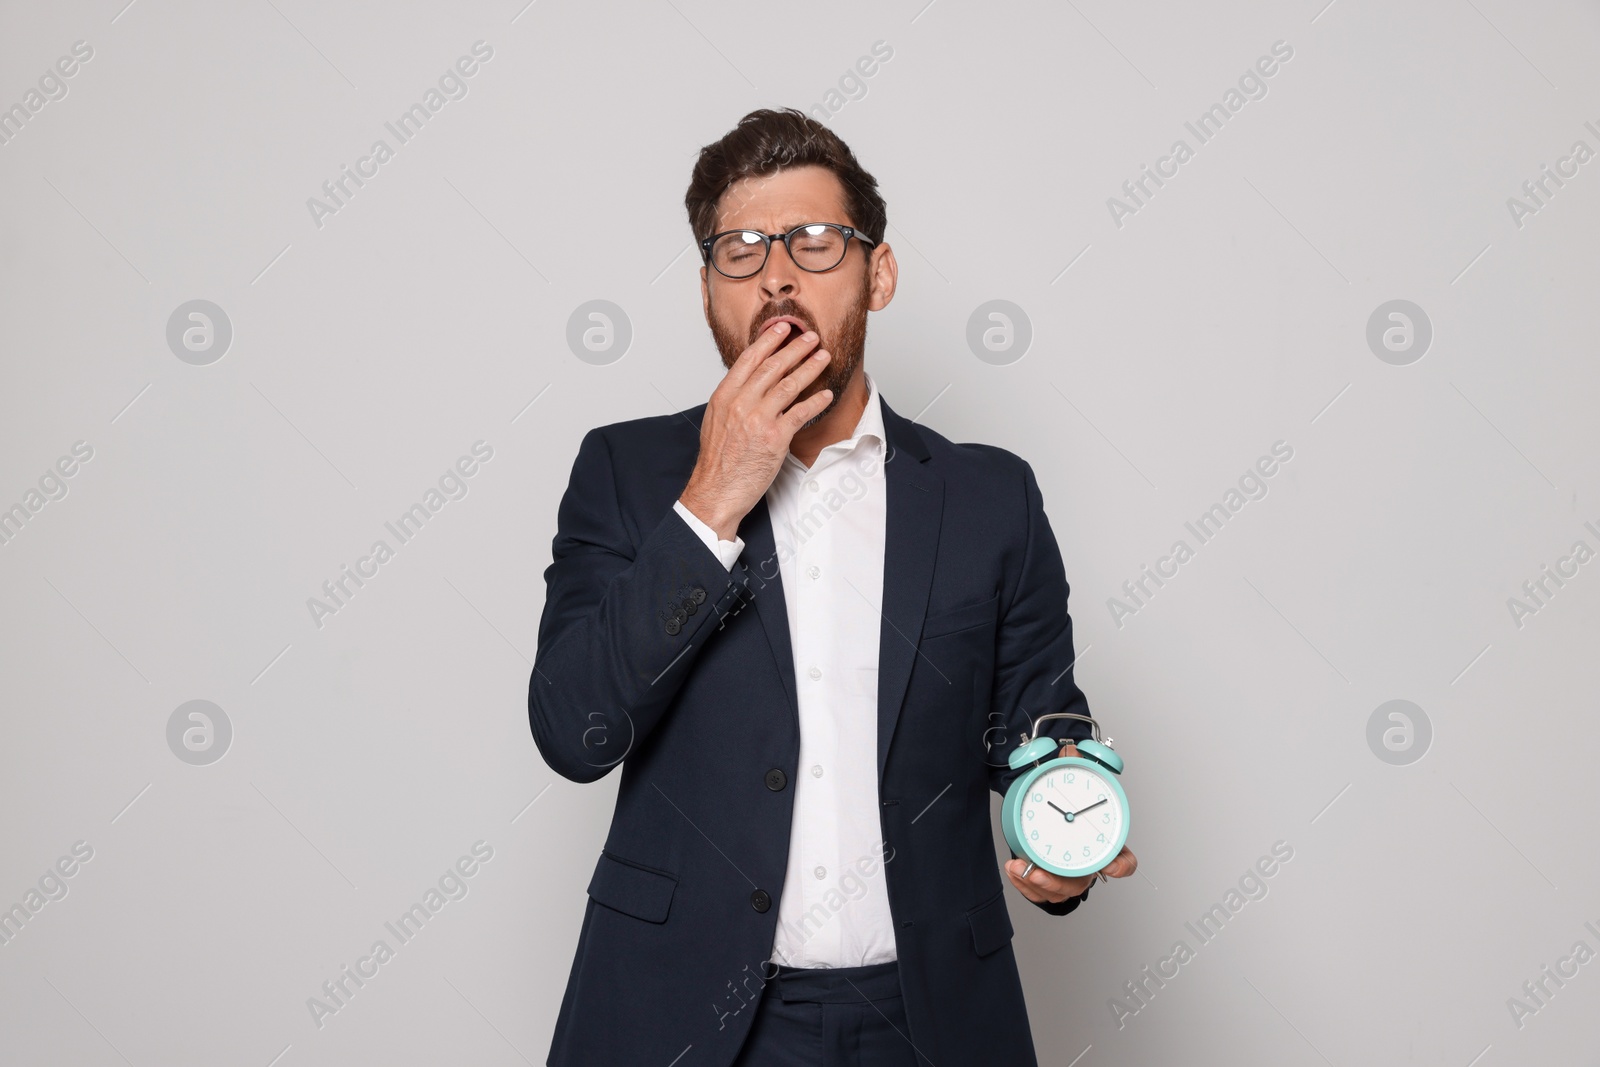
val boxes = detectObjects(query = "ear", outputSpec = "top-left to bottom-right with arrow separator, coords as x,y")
867,243 -> 897,313
700,265 -> 711,327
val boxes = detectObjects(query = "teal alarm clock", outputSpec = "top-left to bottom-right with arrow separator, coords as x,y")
1002,712 -> 1129,879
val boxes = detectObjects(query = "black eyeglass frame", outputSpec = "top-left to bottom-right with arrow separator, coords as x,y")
698,223 -> 877,279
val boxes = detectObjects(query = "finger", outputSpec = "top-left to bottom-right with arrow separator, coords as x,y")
782,386 -> 834,431
1106,847 -> 1138,878
1058,874 -> 1094,897
765,347 -> 832,417
1004,859 -> 1045,903
724,320 -> 803,390
748,331 -> 823,399
1006,859 -> 1090,903
721,322 -> 813,398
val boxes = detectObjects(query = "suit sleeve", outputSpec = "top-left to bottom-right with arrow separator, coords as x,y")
528,428 -> 753,783
988,455 -> 1096,917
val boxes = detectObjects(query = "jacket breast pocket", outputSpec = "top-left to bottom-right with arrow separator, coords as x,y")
921,593 -> 1000,641
966,888 -> 1015,957
587,850 -> 678,923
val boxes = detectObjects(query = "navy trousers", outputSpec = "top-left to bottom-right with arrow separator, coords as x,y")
730,961 -> 925,1067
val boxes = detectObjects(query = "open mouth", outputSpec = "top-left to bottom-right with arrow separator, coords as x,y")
759,315 -> 811,349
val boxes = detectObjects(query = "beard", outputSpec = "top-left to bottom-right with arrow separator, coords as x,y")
710,282 -> 869,430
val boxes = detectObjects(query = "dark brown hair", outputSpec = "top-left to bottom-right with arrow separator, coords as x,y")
685,107 -> 888,248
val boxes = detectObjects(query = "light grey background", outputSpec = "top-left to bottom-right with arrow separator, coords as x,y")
2,0 -> 1596,1064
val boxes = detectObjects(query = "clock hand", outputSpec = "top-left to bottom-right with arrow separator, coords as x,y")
1047,801 -> 1072,820
1069,798 -> 1108,818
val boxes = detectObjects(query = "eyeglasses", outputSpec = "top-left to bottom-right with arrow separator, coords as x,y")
699,223 -> 876,279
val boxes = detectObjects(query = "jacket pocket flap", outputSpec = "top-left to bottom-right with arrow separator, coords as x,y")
922,593 -> 1000,640
587,851 -> 678,924
967,889 -> 1014,957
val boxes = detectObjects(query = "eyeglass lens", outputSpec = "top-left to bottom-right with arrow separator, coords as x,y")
709,225 -> 851,278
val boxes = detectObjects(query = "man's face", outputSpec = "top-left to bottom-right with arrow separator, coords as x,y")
701,165 -> 884,428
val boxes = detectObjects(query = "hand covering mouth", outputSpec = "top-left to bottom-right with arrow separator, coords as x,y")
759,315 -> 811,348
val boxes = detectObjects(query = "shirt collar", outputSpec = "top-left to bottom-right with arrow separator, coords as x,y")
848,369 -> 886,458
786,370 -> 885,473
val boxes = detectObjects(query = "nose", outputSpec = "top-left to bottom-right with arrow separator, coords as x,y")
758,237 -> 801,300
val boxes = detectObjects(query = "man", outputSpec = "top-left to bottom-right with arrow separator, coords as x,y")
530,107 -> 1136,1066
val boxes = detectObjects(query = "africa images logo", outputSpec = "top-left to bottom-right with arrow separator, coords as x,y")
306,42 -> 494,230
1105,40 -> 1295,228
1107,441 -> 1294,628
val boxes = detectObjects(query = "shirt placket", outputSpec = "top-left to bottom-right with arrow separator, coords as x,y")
795,448 -> 849,966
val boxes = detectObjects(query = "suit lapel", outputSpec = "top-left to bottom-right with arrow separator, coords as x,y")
874,397 -> 943,783
727,395 -> 944,783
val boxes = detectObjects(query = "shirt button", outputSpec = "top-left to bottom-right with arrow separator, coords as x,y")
808,565 -> 821,580
814,866 -> 826,879
808,666 -> 822,681
806,480 -> 818,492
751,889 -> 771,913
811,765 -> 823,778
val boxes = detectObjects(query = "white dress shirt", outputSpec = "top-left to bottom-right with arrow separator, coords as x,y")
672,370 -> 895,968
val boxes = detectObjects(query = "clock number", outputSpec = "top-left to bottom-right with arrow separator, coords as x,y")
1029,829 -> 1039,841
1065,773 -> 1075,784
1102,813 -> 1111,824
1082,846 -> 1091,857
1033,792 -> 1043,803
1025,808 -> 1035,820
1097,833 -> 1106,843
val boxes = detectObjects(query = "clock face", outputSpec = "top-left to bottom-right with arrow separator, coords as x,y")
1018,762 -> 1125,873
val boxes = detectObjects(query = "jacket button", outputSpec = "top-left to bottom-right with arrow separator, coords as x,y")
682,597 -> 698,616
691,587 -> 707,604
665,617 -> 681,636
751,889 -> 771,912
765,768 -> 787,791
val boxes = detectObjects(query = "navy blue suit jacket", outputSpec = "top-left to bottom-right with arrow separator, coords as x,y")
530,394 -> 1096,1066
